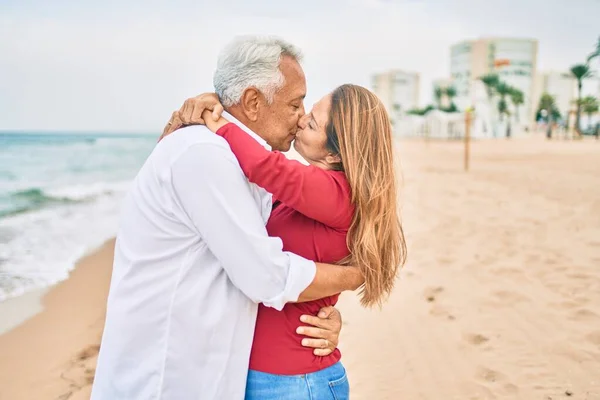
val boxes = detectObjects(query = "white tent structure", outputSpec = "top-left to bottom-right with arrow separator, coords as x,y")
392,81 -> 498,139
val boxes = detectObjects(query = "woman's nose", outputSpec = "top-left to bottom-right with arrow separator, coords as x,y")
298,114 -> 309,129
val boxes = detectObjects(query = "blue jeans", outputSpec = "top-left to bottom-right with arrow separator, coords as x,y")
245,362 -> 349,400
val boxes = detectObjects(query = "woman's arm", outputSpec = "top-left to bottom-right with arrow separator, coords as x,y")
205,117 -> 353,230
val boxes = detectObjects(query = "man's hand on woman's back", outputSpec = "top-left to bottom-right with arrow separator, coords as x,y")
297,306 -> 342,356
159,93 -> 224,141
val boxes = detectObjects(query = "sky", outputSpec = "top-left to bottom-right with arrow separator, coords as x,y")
1,0 -> 598,132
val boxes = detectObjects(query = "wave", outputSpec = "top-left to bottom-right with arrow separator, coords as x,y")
0,188 -> 83,218
0,182 -> 130,219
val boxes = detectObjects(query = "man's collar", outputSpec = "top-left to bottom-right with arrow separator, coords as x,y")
222,111 -> 271,151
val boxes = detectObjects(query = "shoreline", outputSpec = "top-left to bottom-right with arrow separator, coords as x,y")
0,288 -> 49,336
0,239 -> 115,400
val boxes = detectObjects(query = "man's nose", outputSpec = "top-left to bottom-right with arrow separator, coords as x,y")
298,114 -> 308,129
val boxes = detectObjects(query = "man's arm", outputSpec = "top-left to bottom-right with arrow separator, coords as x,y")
297,264 -> 362,302
170,142 -> 359,309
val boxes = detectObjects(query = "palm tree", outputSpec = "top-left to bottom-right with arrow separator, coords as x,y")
479,74 -> 500,136
570,64 -> 593,135
434,86 -> 443,109
509,87 -> 524,123
445,86 -> 457,110
580,96 -> 599,132
588,36 -> 600,63
480,74 -> 499,100
495,82 -> 512,137
538,93 -> 558,139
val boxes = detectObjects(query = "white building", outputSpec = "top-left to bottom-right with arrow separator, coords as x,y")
533,71 -> 577,119
371,70 -> 420,128
450,37 -> 538,130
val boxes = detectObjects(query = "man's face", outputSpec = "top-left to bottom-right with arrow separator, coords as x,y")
255,56 -> 306,151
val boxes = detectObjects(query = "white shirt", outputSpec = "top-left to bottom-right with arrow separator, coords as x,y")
91,114 -> 317,400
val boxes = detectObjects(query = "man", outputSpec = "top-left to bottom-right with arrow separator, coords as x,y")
91,36 -> 362,400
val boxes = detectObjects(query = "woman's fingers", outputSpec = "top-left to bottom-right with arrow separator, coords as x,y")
212,103 -> 224,122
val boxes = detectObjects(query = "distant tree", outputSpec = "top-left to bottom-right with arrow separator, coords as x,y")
441,103 -> 459,113
537,93 -> 559,139
570,64 -> 593,135
479,74 -> 499,100
495,82 -> 512,137
588,36 -> 600,63
495,82 -> 511,121
509,87 -> 524,123
423,105 -> 435,114
579,96 -> 599,132
407,105 -> 435,116
444,86 -> 457,110
434,86 -> 443,109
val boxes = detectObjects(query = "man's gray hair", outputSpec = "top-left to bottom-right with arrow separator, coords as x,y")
213,36 -> 303,107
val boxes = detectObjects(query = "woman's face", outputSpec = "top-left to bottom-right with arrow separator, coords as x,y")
293,94 -> 340,169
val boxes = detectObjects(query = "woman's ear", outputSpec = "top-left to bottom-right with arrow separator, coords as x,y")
325,153 -> 342,165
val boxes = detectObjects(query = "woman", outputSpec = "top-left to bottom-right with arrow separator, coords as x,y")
164,84 -> 406,400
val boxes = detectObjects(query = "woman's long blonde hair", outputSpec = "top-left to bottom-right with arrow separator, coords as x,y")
327,84 -> 407,307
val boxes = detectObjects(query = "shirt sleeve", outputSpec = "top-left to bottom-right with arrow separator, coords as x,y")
216,123 -> 353,230
169,143 -> 316,310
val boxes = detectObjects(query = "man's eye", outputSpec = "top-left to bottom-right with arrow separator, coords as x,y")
291,105 -> 299,110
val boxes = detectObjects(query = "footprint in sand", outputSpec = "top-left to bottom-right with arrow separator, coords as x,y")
585,331 -> 600,347
553,296 -> 590,310
423,286 -> 444,303
429,304 -> 456,320
464,333 -> 490,346
566,272 -> 591,280
482,290 -> 530,308
569,308 -> 599,322
437,256 -> 456,265
59,344 -> 100,397
76,344 -> 100,362
423,287 -> 456,320
474,366 -> 518,395
475,366 -> 506,383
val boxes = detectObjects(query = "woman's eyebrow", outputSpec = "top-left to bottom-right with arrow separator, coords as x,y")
310,112 -> 319,128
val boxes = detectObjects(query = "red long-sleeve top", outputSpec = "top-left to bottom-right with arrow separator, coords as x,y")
215,123 -> 354,375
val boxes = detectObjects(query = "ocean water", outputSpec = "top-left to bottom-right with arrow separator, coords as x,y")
0,132 -> 157,302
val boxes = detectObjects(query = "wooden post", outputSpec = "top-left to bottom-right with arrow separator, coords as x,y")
464,109 -> 471,171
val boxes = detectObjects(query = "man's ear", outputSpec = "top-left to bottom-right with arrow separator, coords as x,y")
240,88 -> 261,122
325,153 -> 342,165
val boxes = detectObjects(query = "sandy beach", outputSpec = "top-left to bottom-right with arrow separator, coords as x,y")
0,240 -> 114,400
1,137 -> 599,399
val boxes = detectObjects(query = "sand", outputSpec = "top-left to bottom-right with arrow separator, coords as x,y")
0,288 -> 48,336
0,240 -> 114,400
1,137 -> 599,399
